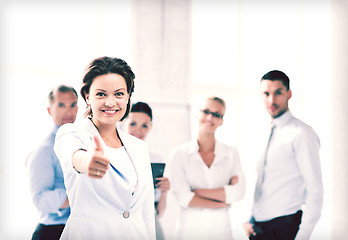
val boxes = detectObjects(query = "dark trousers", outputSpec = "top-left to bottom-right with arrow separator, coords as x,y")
31,223 -> 65,240
250,211 -> 302,240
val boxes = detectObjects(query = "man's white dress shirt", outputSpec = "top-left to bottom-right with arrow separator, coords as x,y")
253,110 -> 323,240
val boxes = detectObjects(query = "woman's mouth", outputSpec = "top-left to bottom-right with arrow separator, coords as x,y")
101,109 -> 120,115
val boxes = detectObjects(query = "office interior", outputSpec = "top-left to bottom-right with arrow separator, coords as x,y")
0,0 -> 347,239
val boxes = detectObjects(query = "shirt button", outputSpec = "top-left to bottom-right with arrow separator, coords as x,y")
123,211 -> 130,218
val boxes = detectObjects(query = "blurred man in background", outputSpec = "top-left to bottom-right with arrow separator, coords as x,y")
244,70 -> 323,240
26,85 -> 78,240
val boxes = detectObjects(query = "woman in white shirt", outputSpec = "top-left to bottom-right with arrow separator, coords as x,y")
169,96 -> 245,240
54,57 -> 155,240
123,101 -> 170,240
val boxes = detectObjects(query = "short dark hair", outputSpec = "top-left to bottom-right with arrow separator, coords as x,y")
130,102 -> 152,121
261,70 -> 290,90
80,56 -> 135,121
48,84 -> 78,105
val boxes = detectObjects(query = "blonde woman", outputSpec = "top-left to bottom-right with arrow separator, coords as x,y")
169,96 -> 245,240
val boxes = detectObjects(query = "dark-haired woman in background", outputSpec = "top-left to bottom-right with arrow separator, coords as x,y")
54,57 -> 155,239
123,102 -> 170,240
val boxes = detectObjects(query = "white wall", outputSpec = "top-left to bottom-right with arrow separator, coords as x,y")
190,1 -> 332,239
0,1 -> 132,239
331,0 -> 348,239
0,0 -> 342,239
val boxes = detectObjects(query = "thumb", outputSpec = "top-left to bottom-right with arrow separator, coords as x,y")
93,135 -> 104,154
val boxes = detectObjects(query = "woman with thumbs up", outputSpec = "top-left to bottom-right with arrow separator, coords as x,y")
54,57 -> 155,240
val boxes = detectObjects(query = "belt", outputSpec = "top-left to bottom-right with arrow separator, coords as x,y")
253,210 -> 302,231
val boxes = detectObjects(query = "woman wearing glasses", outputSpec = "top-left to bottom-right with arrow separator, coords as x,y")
169,96 -> 245,240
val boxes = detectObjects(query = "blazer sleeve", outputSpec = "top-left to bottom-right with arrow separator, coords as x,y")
54,123 -> 89,175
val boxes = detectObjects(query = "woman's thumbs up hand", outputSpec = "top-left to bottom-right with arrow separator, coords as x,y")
87,136 -> 110,179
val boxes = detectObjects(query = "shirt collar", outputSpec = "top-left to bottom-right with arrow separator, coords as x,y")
187,138 -> 228,158
52,124 -> 59,134
80,117 -> 127,148
81,117 -> 100,136
271,110 -> 293,128
188,140 -> 200,155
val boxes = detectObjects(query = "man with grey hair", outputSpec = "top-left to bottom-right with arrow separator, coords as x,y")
26,85 -> 78,240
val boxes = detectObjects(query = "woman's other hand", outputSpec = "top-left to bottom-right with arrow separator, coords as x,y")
155,177 -> 170,192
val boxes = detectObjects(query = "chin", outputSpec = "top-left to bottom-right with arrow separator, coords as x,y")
201,127 -> 216,134
100,116 -> 120,125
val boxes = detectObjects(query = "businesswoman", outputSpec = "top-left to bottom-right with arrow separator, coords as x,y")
54,57 -> 155,239
169,96 -> 246,240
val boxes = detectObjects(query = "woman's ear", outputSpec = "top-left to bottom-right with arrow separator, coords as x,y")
86,94 -> 90,104
219,118 -> 224,126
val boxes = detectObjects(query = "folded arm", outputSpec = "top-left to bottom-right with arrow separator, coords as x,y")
26,146 -> 68,213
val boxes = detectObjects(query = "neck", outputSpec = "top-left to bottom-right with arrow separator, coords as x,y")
98,125 -> 117,138
91,118 -> 118,140
197,131 -> 215,152
272,109 -> 289,120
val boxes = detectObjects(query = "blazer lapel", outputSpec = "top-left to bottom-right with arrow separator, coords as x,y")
117,129 -> 141,201
81,118 -> 134,188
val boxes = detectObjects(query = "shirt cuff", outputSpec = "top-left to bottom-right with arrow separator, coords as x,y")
179,191 -> 195,208
223,185 -> 230,204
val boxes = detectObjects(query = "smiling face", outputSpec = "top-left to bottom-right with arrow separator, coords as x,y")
124,112 -> 152,140
260,80 -> 292,119
86,73 -> 129,127
198,99 -> 225,134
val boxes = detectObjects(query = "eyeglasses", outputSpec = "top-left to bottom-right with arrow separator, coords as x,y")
201,109 -> 223,119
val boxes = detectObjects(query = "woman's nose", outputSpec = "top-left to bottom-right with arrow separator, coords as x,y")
206,113 -> 214,120
105,96 -> 116,107
134,126 -> 143,135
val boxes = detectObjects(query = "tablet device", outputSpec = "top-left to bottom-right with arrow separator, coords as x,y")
151,163 -> 166,188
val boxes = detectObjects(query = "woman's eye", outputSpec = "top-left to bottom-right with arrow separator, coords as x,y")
130,122 -> 136,126
142,124 -> 148,129
115,92 -> 125,97
96,92 -> 106,97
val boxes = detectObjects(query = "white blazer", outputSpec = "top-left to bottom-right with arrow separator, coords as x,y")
54,118 -> 156,240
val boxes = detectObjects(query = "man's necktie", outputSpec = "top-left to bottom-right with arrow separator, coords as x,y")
254,123 -> 276,201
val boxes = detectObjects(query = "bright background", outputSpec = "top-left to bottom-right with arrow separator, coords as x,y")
0,0 -> 341,239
